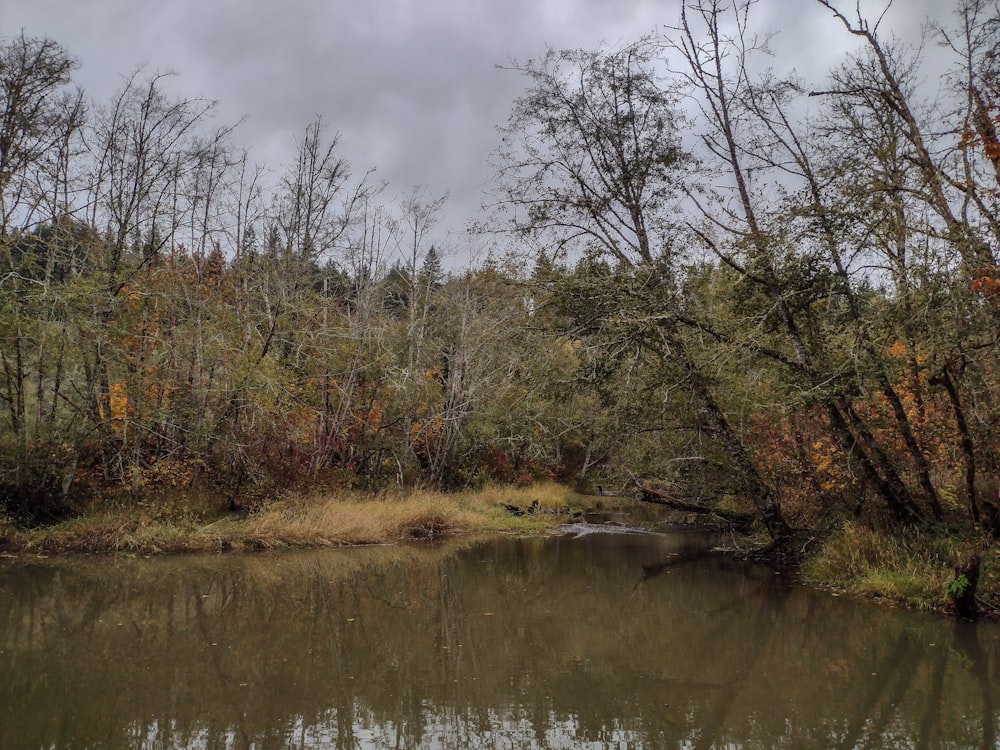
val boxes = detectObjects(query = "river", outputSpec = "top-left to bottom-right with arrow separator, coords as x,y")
1,524 -> 998,749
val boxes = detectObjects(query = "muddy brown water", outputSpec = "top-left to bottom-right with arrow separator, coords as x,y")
1,525 -> 998,749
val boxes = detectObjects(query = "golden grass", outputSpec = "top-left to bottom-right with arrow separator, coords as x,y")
228,482 -> 596,547
1,482 -> 598,555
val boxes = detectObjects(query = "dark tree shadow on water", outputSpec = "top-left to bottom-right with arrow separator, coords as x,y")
915,638 -> 949,749
954,622 -> 996,750
834,631 -> 922,750
688,572 -> 793,750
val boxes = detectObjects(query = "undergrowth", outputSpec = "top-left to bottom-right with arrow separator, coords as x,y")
801,521 -> 998,612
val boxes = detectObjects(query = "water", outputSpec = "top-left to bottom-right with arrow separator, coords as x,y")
1,526 -> 998,749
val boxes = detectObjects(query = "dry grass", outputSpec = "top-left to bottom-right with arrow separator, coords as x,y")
0,482 -> 595,555
228,491 -> 476,548
227,482 -> 594,548
2,510 -> 200,554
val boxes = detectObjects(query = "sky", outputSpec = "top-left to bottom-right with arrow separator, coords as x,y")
3,0 -> 947,267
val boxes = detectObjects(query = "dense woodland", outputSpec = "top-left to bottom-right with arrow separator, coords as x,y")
2,1 -> 1000,547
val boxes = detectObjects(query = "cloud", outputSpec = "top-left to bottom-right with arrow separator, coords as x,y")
2,0 -> 961,265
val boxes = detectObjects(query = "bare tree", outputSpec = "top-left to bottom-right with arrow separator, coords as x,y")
0,33 -> 83,235
815,0 -> 995,270
387,187 -> 448,479
666,0 -> 958,523
82,71 -> 219,490
0,34 -> 83,507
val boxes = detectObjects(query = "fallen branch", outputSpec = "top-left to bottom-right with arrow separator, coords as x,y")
636,483 -> 718,514
624,471 -> 753,528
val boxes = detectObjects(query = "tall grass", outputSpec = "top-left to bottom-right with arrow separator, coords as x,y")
1,482 -> 596,554
802,521 -> 996,610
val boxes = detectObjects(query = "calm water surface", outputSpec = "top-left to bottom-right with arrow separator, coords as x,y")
1,525 -> 998,749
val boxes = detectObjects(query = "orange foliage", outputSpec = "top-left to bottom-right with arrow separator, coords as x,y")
350,401 -> 383,438
411,416 -> 445,463
972,266 -> 1000,297
749,411 -> 850,516
106,382 -> 130,423
958,102 -> 1000,159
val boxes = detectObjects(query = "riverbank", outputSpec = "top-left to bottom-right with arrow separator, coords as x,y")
3,485 -> 997,617
798,521 -> 1000,617
0,483 -> 624,555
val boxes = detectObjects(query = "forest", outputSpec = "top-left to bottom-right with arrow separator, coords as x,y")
2,0 -> 1000,573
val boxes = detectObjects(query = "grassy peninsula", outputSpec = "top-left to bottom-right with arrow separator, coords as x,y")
0,483 -> 616,556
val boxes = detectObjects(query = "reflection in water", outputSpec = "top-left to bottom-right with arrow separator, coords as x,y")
2,529 -> 999,749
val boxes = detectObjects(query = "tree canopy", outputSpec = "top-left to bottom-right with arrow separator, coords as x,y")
3,2 -> 1000,550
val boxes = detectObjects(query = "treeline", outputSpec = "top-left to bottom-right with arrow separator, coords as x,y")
0,36 -> 589,522
3,0 -> 1000,545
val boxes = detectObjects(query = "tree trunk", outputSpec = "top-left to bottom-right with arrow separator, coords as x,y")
937,364 -> 979,524
634,481 -> 752,527
681,349 -> 791,544
951,553 -> 981,619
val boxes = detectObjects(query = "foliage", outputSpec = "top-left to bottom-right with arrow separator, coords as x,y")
945,574 -> 972,600
4,0 -> 1000,573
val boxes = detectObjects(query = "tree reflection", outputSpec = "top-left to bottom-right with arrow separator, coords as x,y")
1,533 -> 998,749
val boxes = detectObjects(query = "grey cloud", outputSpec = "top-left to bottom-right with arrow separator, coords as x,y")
3,0 -> 961,263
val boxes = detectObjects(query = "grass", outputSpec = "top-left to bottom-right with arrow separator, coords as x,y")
6,482 -> 999,616
0,482 -> 609,555
801,520 -> 999,613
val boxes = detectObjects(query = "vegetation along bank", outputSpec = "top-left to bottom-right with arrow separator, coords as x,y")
3,1 -> 1000,617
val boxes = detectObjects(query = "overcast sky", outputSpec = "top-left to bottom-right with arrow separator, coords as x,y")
4,0 -> 948,267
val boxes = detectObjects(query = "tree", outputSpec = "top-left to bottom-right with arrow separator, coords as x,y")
77,71 -> 223,492
0,34 -> 83,516
390,188 -> 447,479
816,0 -> 995,271
798,0 -> 998,524
495,43 -> 685,265
420,245 -> 444,292
494,41 -> 792,543
0,33 -> 83,235
664,0 -> 975,524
